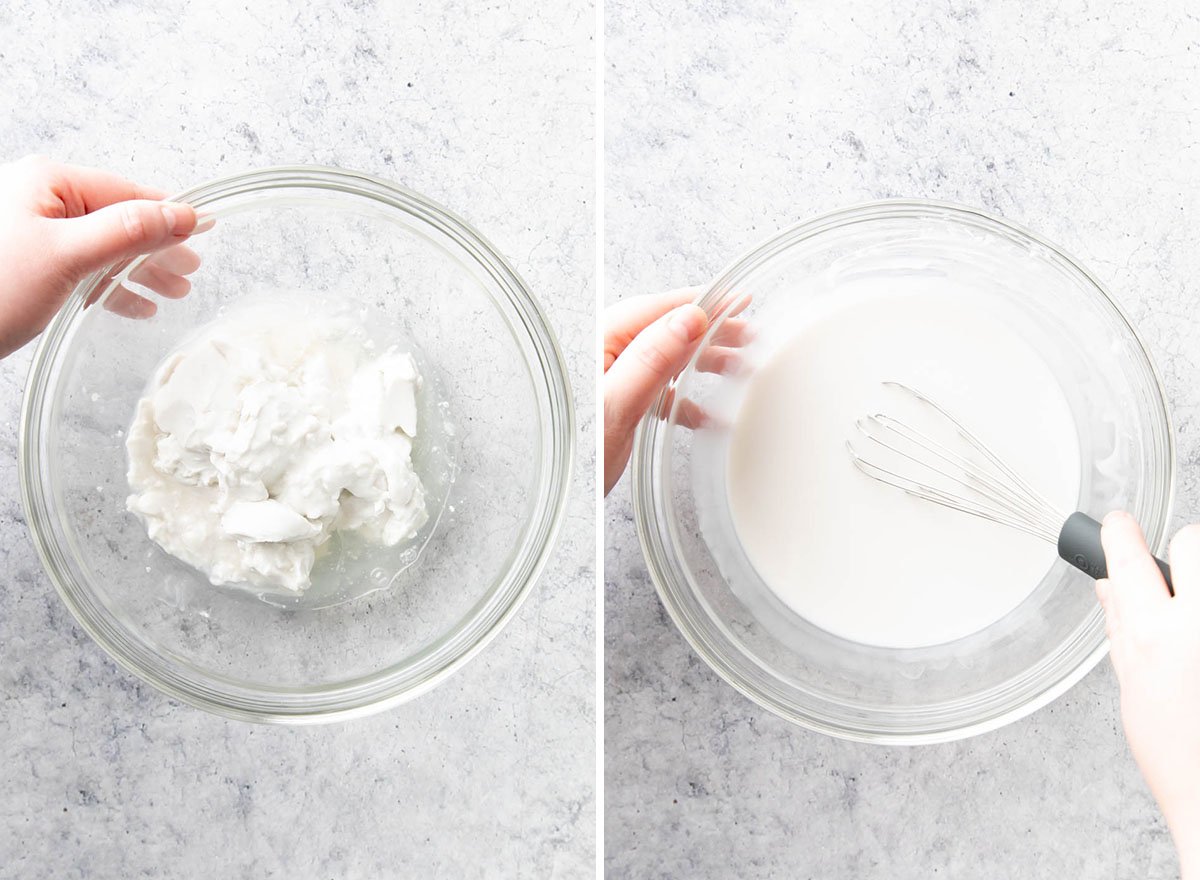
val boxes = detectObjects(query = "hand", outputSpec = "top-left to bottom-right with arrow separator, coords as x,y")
603,289 -> 709,495
603,288 -> 752,496
0,155 -> 203,358
1097,511 -> 1200,877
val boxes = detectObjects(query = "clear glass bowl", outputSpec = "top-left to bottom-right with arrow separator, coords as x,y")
633,200 -> 1174,744
20,166 -> 574,722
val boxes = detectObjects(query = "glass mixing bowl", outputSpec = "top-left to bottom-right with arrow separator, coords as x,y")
20,166 -> 573,722
633,200 -> 1173,744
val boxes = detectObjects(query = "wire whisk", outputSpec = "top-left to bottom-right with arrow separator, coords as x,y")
846,381 -> 1173,593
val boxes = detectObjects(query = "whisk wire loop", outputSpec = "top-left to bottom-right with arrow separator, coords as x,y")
848,382 -> 1065,543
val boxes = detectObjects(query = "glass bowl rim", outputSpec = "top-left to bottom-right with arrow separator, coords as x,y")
631,197 -> 1175,744
19,164 -> 576,724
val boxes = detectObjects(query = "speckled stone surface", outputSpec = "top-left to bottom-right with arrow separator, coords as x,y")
0,2 -> 594,878
606,2 -> 1200,878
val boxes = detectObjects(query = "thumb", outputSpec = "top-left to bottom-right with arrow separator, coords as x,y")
603,303 -> 708,436
52,200 -> 197,275
1100,510 -> 1170,616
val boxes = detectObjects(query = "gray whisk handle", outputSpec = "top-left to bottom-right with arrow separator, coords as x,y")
1057,512 -> 1174,596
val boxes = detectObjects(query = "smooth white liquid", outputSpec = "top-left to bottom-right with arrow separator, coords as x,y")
727,283 -> 1080,648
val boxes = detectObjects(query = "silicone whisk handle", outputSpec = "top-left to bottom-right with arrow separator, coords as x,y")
1057,512 -> 1174,596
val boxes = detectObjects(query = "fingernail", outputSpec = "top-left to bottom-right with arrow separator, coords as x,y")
193,212 -> 216,233
1103,510 -> 1131,526
668,306 -> 706,342
159,202 -> 194,235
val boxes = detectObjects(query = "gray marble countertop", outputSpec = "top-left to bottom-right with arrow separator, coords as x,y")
606,2 -> 1200,877
0,2 -> 594,877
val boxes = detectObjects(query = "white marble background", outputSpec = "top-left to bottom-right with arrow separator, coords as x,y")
606,1 -> 1200,877
0,1 -> 595,877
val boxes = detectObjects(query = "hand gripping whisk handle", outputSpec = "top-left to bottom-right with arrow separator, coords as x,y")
1057,512 -> 1174,596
